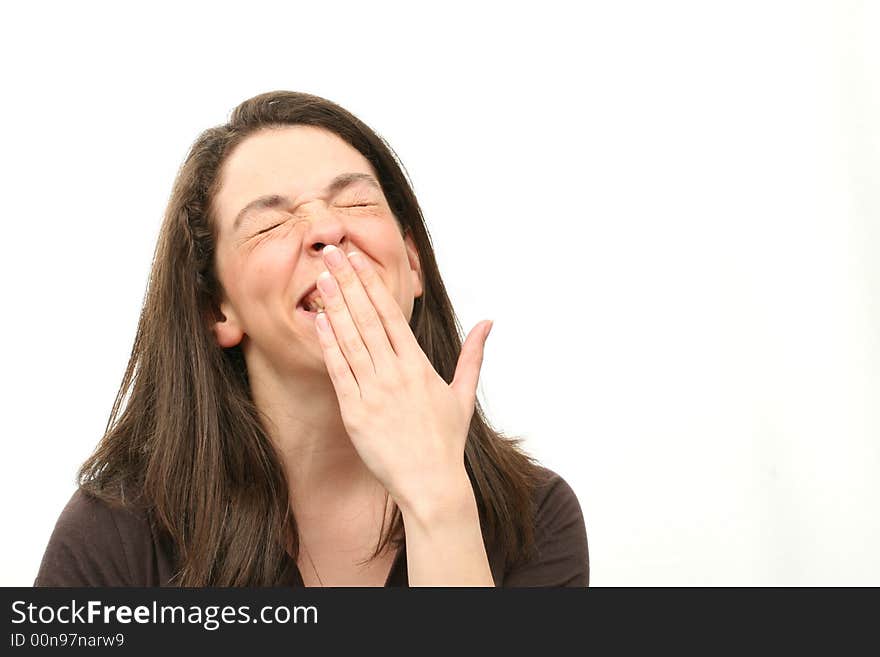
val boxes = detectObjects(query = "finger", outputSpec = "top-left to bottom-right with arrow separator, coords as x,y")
317,269 -> 376,388
314,310 -> 361,403
321,245 -> 396,376
450,320 -> 493,414
346,249 -> 428,364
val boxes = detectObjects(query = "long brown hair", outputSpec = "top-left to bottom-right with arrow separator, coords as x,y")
79,90 -> 544,585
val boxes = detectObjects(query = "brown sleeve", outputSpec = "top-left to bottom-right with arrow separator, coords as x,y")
34,489 -> 145,587
503,471 -> 590,587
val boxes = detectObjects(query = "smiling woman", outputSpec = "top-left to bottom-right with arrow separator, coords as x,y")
33,91 -> 589,587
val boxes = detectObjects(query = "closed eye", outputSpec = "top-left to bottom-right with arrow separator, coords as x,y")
256,222 -> 283,235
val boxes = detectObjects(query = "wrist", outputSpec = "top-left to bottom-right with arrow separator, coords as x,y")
396,468 -> 477,530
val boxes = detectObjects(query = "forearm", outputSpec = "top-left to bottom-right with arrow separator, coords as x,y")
398,473 -> 496,587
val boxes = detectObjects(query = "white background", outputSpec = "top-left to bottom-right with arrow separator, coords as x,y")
1,0 -> 877,586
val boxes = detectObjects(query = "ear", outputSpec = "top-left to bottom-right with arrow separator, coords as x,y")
211,299 -> 245,348
403,231 -> 424,299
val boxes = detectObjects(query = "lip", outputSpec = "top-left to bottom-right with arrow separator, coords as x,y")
296,305 -> 320,322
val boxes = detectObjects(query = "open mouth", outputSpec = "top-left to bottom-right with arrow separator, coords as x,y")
296,285 -> 325,315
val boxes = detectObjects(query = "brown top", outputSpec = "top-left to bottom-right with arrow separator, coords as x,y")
34,466 -> 588,587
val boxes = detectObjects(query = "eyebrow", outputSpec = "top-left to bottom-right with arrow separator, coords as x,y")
232,172 -> 381,231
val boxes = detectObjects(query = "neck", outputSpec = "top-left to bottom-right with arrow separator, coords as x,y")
246,344 -> 386,523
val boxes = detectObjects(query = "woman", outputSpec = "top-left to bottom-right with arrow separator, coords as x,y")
34,91 -> 588,587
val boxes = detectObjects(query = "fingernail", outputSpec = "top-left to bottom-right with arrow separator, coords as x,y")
348,251 -> 366,271
315,311 -> 330,332
486,320 -> 494,337
317,270 -> 337,295
323,244 -> 343,267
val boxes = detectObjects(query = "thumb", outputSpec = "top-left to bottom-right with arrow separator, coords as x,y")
450,320 -> 494,412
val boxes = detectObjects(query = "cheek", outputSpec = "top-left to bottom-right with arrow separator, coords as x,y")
359,222 -> 405,256
239,243 -> 297,300
371,246 -> 410,294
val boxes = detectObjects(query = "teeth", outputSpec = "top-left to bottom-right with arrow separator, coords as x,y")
303,292 -> 325,313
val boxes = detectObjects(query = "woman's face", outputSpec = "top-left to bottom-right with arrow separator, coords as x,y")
210,125 -> 423,375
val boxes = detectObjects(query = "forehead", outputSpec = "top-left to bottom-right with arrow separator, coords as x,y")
213,125 -> 375,228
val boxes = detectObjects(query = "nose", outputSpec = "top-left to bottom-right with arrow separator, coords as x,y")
300,205 -> 349,255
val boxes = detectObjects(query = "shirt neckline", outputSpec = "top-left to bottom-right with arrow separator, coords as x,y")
284,542 -> 405,587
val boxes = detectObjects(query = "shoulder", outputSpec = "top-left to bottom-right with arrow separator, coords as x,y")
34,488 -> 175,587
503,465 -> 589,587
533,467 -> 588,538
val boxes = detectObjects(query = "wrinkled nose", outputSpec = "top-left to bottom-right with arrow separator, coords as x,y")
300,204 -> 350,255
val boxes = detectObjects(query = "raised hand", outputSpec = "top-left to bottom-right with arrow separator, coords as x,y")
312,244 -> 493,517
